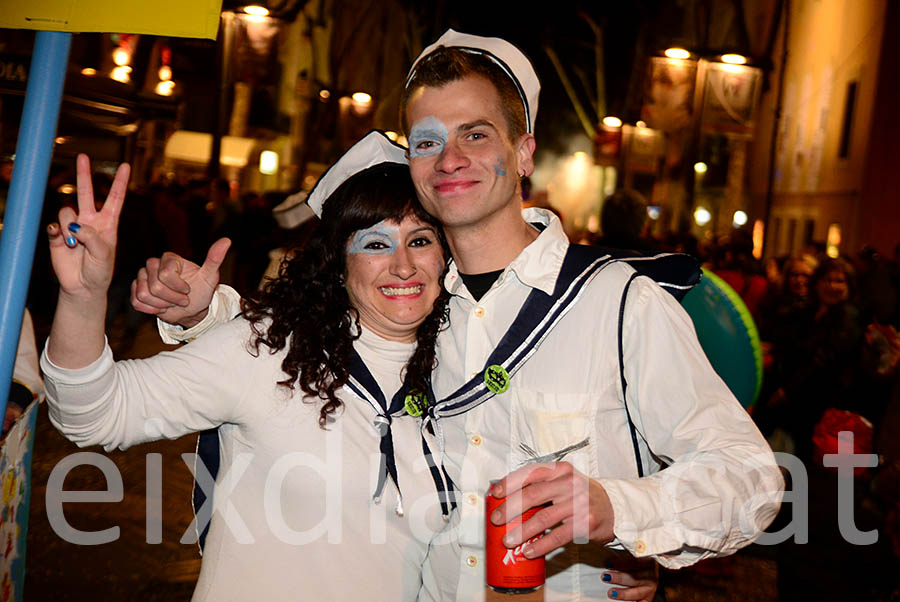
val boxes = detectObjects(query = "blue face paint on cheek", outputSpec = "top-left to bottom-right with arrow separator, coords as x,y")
347,222 -> 400,255
494,158 -> 506,176
408,116 -> 449,159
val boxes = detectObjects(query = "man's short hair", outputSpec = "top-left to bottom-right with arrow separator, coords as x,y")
400,47 -> 527,141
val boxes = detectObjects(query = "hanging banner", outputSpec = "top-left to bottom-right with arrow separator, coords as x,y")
699,62 -> 763,138
641,57 -> 698,133
0,0 -> 223,40
623,124 -> 665,175
593,125 -> 622,166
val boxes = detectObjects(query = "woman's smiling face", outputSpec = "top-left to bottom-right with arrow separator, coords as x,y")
344,214 -> 445,342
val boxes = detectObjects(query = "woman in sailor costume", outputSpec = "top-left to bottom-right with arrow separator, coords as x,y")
41,132 -> 454,601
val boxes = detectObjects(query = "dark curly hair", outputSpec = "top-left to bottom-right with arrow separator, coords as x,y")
241,163 -> 450,427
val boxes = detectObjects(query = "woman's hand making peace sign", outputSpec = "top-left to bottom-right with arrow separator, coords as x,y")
46,154 -> 130,370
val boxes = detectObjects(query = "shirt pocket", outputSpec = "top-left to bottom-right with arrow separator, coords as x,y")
510,389 -> 595,475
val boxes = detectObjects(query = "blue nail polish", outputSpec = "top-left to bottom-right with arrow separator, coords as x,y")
66,236 -> 77,247
602,573 -> 611,582
67,222 -> 81,233
610,590 -> 618,599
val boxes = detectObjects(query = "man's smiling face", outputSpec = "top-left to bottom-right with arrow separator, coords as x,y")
405,75 -> 534,233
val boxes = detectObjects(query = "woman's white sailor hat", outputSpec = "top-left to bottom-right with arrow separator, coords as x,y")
405,28 -> 540,134
306,130 -> 409,217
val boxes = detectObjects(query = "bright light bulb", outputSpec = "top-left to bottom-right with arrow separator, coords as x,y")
350,92 -> 373,114
721,53 -> 747,65
733,210 -> 748,226
647,206 -> 661,220
351,92 -> 372,105
113,48 -> 130,66
158,65 -> 172,81
319,89 -> 331,100
602,116 -> 622,128
155,80 -> 175,96
111,65 -> 132,83
81,67 -> 97,76
694,161 -> 708,174
665,47 -> 691,60
259,150 -> 279,175
694,207 -> 712,226
636,120 -> 647,128
243,5 -> 269,16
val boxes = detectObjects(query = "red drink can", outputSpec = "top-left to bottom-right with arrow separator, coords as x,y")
485,490 -> 545,594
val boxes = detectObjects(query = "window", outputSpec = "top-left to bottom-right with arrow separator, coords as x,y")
838,81 -> 858,159
803,218 -> 815,245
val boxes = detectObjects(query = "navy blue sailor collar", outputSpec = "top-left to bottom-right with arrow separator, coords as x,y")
345,327 -> 456,518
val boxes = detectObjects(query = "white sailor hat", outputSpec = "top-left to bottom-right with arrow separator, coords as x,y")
405,28 -> 540,134
272,191 -> 315,229
306,130 -> 409,217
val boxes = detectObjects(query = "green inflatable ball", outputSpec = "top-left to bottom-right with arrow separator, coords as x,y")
681,268 -> 763,408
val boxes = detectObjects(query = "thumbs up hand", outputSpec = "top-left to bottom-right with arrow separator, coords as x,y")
131,237 -> 232,328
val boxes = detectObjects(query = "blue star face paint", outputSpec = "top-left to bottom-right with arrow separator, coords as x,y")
493,158 -> 506,176
347,221 -> 401,255
408,116 -> 449,159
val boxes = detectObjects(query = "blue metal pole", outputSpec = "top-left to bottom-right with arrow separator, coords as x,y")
0,31 -> 72,420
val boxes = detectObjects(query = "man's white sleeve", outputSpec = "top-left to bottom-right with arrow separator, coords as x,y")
157,285 -> 243,344
598,276 -> 784,569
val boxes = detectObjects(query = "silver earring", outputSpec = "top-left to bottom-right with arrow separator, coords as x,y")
338,275 -> 345,286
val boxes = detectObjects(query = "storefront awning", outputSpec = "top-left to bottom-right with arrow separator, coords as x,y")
164,131 -> 256,167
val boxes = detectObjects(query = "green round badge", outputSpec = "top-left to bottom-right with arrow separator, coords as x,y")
404,389 -> 427,417
484,364 -> 510,394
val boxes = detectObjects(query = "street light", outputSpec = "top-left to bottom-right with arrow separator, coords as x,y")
351,92 -> 373,114
720,53 -> 748,65
601,116 -> 622,128
694,207 -> 712,226
664,47 -> 691,60
351,92 -> 372,104
155,80 -> 175,96
259,150 -> 279,175
112,48 -> 130,66
243,5 -> 269,16
111,65 -> 131,83
826,223 -> 842,258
